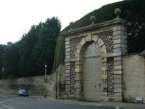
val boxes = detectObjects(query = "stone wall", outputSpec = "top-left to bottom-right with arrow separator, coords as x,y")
0,73 -> 56,98
123,54 -> 145,102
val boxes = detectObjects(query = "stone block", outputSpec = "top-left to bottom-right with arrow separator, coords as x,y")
75,53 -> 79,59
65,66 -> 70,70
75,82 -> 81,88
65,41 -> 70,45
102,75 -> 107,80
65,38 -> 70,42
114,66 -> 122,70
75,61 -> 80,65
113,44 -> 121,48
76,45 -> 81,52
113,39 -> 121,44
114,88 -> 122,93
114,71 -> 122,74
113,47 -> 121,54
65,45 -> 70,49
65,62 -> 70,66
65,59 -> 70,62
101,67 -> 107,71
92,35 -> 98,41
101,45 -> 106,53
65,52 -> 70,56
65,55 -> 70,59
65,48 -> 70,52
114,56 -> 122,61
114,61 -> 122,66
80,38 -> 85,46
113,35 -> 121,40
113,52 -> 122,56
65,80 -> 71,84
113,26 -> 125,32
75,67 -> 80,72
65,70 -> 70,73
85,35 -> 91,41
113,31 -> 122,36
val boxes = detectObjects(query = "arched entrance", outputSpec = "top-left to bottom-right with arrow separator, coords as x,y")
82,42 -> 102,101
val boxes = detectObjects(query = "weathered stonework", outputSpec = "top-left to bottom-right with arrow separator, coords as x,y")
59,17 -> 129,102
123,55 -> 145,103
97,31 -> 113,53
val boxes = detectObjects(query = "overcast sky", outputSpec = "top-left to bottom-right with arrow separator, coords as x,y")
0,0 -> 122,44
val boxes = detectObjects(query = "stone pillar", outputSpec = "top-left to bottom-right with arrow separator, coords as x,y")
74,60 -> 82,99
65,37 -> 71,97
101,57 -> 108,100
113,22 -> 127,55
112,19 -> 127,101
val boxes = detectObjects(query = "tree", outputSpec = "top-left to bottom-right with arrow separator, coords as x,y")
0,17 -> 61,78
32,17 -> 61,75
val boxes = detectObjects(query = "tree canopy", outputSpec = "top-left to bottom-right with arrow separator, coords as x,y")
0,17 -> 61,78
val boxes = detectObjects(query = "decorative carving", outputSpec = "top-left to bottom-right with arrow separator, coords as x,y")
114,8 -> 121,18
70,37 -> 84,59
98,31 -> 113,53
107,57 -> 114,95
70,62 -> 76,95
70,43 -> 76,59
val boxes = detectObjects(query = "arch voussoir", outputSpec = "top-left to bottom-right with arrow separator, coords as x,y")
75,35 -> 107,60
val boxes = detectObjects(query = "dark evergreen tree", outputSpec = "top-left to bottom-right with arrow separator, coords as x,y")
0,17 -> 61,78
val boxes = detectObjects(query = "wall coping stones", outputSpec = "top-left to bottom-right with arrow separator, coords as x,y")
61,18 -> 126,37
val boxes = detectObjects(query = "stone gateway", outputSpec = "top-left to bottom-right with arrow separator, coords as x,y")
57,1 -> 145,103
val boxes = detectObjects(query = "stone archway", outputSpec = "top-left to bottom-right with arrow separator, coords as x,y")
63,17 -> 126,102
75,35 -> 107,101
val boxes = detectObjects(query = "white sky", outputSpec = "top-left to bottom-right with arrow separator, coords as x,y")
0,0 -> 122,44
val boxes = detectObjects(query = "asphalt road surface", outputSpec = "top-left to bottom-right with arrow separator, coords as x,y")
0,96 -> 116,109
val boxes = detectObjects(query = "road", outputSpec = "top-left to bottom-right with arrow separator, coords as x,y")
0,96 -> 116,109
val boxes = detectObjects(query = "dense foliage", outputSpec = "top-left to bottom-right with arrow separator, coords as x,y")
123,0 -> 145,53
0,17 -> 61,78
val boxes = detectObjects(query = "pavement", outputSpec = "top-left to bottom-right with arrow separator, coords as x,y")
0,96 -> 115,109
0,96 -> 145,109
49,98 -> 145,109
